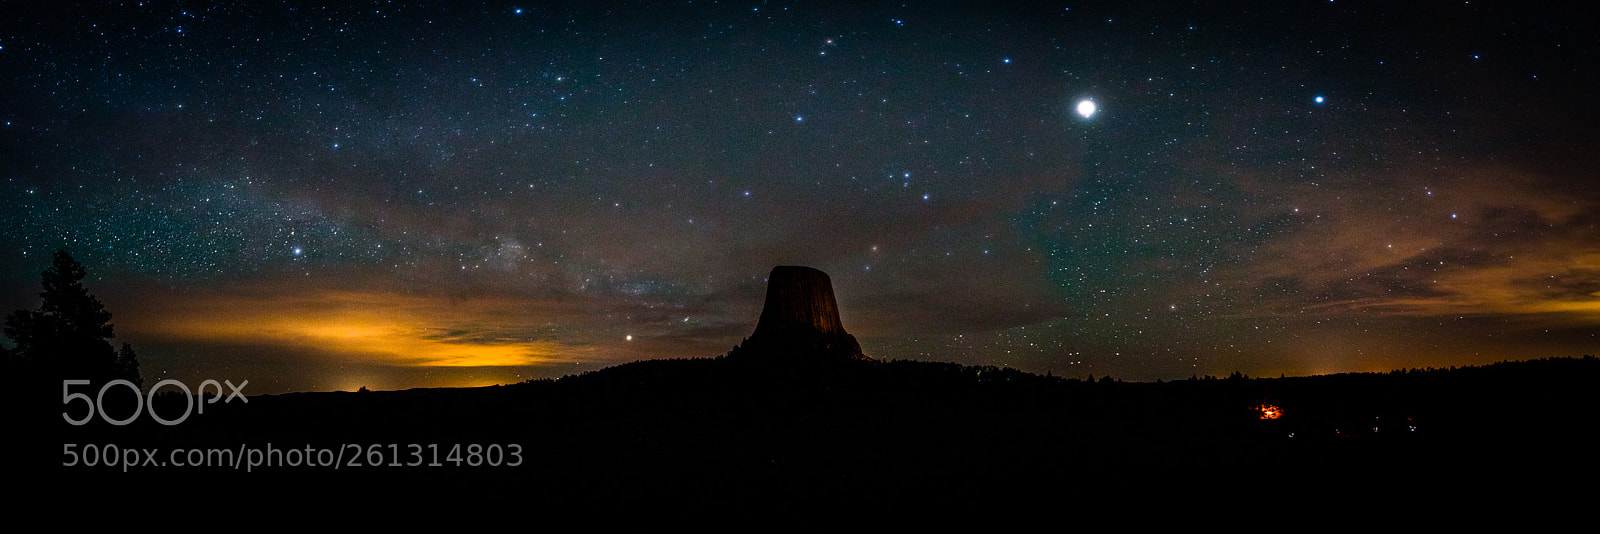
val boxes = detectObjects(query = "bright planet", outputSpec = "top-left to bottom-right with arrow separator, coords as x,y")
1076,99 -> 1097,118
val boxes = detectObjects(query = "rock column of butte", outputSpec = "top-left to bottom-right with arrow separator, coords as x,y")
737,266 -> 867,360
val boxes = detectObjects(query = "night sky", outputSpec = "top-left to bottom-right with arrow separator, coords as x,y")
4,1 -> 1596,394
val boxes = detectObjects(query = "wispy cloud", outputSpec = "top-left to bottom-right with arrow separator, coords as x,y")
1230,165 -> 1600,327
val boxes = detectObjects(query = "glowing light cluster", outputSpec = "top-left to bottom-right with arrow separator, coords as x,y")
1255,403 -> 1283,420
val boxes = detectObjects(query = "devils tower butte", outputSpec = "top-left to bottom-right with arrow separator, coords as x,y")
736,266 -> 867,360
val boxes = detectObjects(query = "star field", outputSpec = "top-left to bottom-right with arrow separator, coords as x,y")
3,1 -> 1597,392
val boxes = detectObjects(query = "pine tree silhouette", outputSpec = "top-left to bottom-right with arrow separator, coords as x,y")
3,250 -> 140,387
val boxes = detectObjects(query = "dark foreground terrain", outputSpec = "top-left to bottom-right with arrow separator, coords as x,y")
10,355 -> 1598,514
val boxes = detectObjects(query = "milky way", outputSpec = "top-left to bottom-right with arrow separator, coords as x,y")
3,2 -> 1596,392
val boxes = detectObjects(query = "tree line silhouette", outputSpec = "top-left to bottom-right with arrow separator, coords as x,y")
3,250 -> 142,390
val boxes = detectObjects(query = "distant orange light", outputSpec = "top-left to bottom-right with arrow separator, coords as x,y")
1255,403 -> 1282,420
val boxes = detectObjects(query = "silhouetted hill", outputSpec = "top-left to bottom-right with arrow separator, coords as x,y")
16,354 -> 1598,514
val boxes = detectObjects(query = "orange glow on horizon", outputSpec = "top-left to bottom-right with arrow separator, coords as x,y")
130,289 -> 583,368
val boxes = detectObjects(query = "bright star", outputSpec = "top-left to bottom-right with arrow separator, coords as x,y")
1314,95 -> 1325,104
1076,99 -> 1097,118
